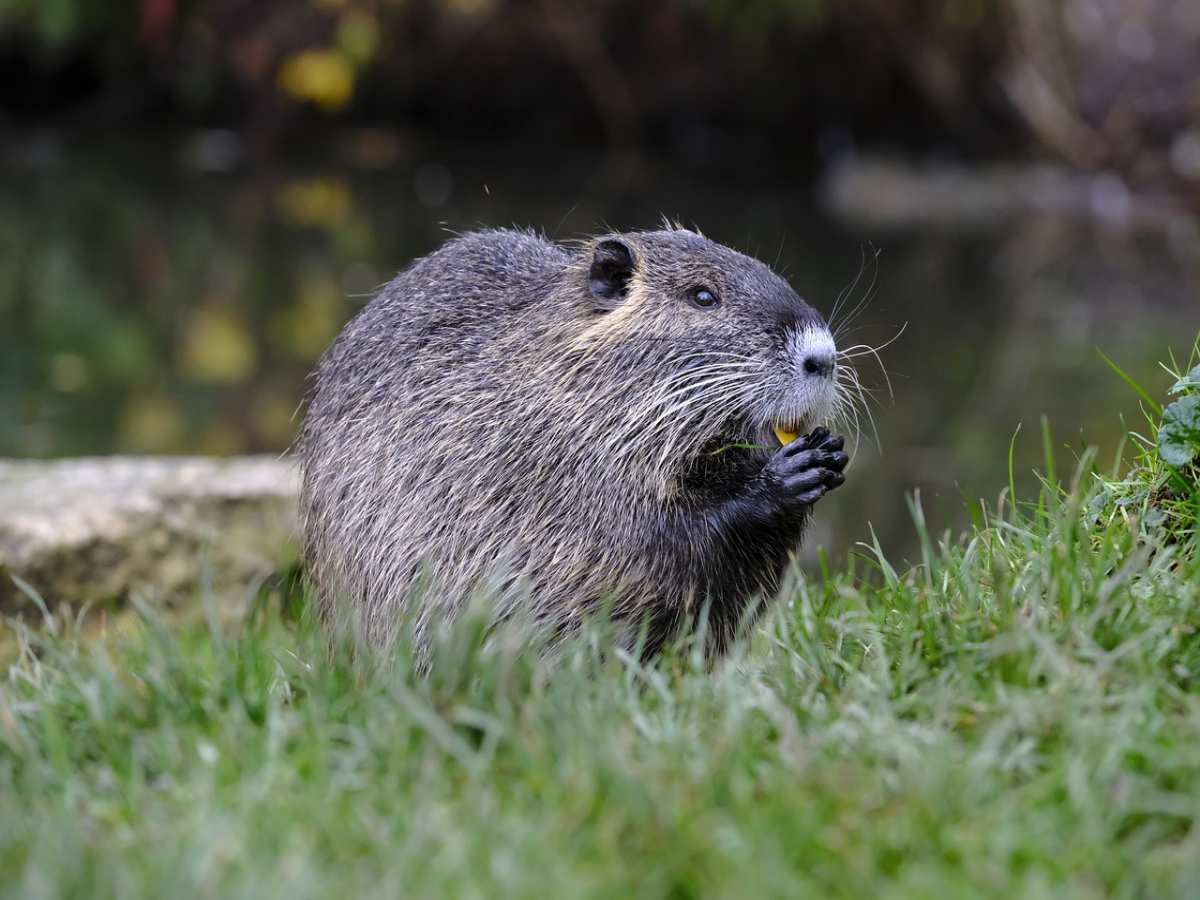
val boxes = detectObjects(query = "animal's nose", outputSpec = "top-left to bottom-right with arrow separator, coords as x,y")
802,352 -> 835,378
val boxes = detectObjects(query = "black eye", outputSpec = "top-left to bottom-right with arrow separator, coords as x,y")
690,287 -> 719,309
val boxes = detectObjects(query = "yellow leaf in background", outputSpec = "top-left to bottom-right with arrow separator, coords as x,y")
120,394 -> 184,452
196,422 -> 244,457
269,277 -> 344,360
181,307 -> 257,384
276,177 -> 351,229
253,389 -> 302,448
50,353 -> 89,393
277,49 -> 355,112
337,11 -> 381,65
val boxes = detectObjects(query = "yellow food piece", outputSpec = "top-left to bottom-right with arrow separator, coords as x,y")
774,426 -> 799,446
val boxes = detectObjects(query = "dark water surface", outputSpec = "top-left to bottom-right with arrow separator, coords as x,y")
3,136 -> 1197,562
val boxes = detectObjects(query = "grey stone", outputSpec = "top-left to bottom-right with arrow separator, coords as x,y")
0,456 -> 299,615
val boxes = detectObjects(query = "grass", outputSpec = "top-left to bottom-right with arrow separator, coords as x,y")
2,346 -> 1200,898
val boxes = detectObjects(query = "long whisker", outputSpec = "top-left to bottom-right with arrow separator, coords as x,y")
641,382 -> 761,431
832,244 -> 882,340
830,350 -> 884,453
829,244 -> 869,328
837,321 -> 905,402
829,389 -> 863,456
624,371 -> 764,433
843,364 -> 881,452
838,323 -> 908,358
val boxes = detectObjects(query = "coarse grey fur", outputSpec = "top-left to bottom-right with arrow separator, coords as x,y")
299,226 -> 851,660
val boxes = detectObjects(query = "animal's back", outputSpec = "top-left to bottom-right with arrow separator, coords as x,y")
324,229 -> 568,375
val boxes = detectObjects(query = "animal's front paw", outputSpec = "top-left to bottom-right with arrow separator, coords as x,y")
761,427 -> 848,511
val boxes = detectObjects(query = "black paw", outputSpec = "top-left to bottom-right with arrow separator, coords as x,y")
758,427 -> 849,511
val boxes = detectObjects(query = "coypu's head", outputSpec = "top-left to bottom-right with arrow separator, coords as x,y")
573,227 -> 843,485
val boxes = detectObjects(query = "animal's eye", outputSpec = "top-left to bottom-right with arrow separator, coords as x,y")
689,287 -> 719,309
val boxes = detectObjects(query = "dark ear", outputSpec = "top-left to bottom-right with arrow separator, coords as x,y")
588,239 -> 635,307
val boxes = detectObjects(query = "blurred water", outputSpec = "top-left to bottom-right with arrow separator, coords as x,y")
2,136 -> 1196,562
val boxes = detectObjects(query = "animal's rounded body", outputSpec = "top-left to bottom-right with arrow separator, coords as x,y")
299,227 -> 848,658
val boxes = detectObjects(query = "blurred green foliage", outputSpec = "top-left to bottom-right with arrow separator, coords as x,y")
0,0 -> 134,47
0,158 -> 368,456
3,0 -> 1197,201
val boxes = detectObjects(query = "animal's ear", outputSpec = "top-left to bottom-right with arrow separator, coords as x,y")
588,239 -> 635,307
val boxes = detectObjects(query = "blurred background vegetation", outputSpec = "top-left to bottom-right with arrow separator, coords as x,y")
1,0 -> 1198,560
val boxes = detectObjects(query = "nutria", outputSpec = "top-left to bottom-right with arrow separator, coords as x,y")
299,226 -> 849,659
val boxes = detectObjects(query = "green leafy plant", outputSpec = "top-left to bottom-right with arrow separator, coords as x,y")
1159,365 -> 1200,467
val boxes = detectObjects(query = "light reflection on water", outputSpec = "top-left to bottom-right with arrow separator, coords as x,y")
2,139 -> 1196,562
